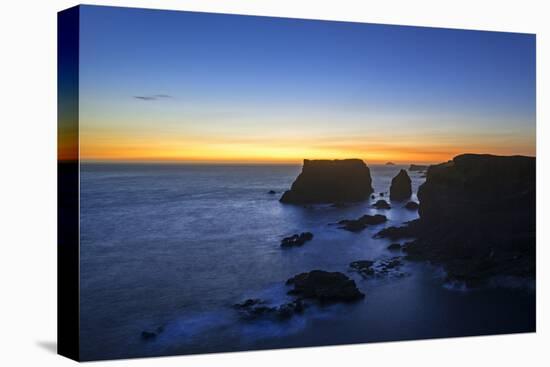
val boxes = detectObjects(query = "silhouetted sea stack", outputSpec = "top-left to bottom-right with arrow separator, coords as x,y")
389,169 -> 412,201
405,154 -> 536,286
280,159 -> 374,204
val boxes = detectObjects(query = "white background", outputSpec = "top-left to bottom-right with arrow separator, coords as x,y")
0,0 -> 548,365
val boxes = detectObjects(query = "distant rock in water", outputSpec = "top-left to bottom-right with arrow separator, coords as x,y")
406,154 -> 535,286
280,159 -> 374,204
267,190 -> 277,194
281,232 -> 313,247
286,270 -> 364,302
373,200 -> 391,209
385,162 -> 396,166
404,201 -> 419,210
409,164 -> 429,171
390,169 -> 412,201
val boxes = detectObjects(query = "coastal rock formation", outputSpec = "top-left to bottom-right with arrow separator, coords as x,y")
389,169 -> 412,201
373,200 -> 391,209
402,154 -> 535,286
286,270 -> 364,302
280,159 -> 373,204
281,232 -> 314,247
409,164 -> 428,171
338,214 -> 387,232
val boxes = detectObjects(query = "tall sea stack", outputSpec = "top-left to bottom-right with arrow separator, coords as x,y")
389,169 -> 412,201
280,159 -> 374,204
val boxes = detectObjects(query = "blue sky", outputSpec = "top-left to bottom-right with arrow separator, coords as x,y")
77,5 -> 536,163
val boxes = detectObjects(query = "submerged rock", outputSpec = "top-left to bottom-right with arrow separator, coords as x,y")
281,232 -> 314,247
338,214 -> 387,232
390,169 -> 412,201
280,159 -> 374,204
286,270 -> 364,302
373,200 -> 391,209
404,201 -> 419,210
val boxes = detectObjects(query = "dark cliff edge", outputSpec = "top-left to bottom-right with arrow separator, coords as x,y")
396,154 -> 534,286
280,159 -> 374,204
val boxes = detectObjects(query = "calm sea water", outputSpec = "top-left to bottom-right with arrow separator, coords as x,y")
79,164 -> 535,360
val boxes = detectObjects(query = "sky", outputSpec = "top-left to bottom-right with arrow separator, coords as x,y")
74,5 -> 536,164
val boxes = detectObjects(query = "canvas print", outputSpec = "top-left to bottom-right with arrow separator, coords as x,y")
58,5 -> 536,361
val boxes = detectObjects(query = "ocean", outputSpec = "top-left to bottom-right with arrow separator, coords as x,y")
79,163 -> 535,360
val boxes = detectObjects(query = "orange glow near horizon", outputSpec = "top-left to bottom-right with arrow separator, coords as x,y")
77,126 -> 536,165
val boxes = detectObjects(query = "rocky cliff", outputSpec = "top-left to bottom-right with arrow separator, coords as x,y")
280,159 -> 374,204
405,154 -> 536,286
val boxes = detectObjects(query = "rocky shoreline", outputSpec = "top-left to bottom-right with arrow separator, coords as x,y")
376,154 -> 535,287
139,154 -> 535,337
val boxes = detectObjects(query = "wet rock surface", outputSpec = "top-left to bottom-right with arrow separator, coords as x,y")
280,159 -> 374,204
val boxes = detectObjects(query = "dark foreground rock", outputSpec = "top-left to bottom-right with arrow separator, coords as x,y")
390,169 -> 412,201
338,214 -> 387,232
286,270 -> 364,302
280,159 -> 374,204
281,232 -> 314,247
373,199 -> 391,209
405,154 -> 535,286
404,201 -> 419,210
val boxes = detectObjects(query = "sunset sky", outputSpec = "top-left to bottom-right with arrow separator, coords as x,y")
74,5 -> 536,164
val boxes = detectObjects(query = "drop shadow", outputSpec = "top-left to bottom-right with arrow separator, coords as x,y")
36,340 -> 57,354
